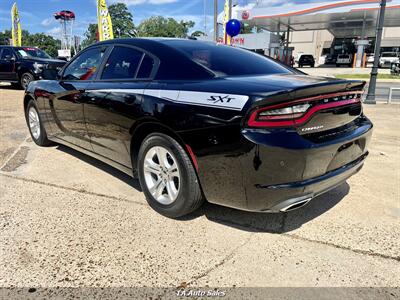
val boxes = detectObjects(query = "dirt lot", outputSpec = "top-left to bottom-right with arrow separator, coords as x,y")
0,84 -> 399,298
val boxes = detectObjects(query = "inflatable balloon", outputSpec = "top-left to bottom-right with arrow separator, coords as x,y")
226,19 -> 241,37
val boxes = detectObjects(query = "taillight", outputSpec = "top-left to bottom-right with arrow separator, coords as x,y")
247,91 -> 362,128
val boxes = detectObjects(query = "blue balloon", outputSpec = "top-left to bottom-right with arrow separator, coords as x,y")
226,19 -> 241,37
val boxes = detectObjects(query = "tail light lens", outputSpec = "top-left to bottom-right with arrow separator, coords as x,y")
247,91 -> 362,128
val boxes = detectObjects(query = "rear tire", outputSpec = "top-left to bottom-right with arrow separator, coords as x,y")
138,133 -> 204,218
25,100 -> 52,147
20,72 -> 34,90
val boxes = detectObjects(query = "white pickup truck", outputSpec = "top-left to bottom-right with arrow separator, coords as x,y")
379,52 -> 400,68
336,54 -> 352,67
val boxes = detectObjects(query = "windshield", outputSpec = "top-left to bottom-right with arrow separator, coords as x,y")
338,55 -> 349,59
17,48 -> 51,59
172,42 -> 293,77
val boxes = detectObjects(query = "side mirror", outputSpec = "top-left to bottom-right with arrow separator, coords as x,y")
56,72 -> 62,81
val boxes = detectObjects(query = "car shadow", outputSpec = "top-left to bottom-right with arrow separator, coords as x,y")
55,144 -> 142,192
183,182 -> 350,234
0,83 -> 21,90
55,143 -> 349,233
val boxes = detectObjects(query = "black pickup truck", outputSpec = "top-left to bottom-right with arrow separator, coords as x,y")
0,46 -> 66,89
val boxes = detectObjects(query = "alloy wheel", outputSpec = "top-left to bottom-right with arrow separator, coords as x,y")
143,146 -> 180,205
28,107 -> 41,140
21,74 -> 32,89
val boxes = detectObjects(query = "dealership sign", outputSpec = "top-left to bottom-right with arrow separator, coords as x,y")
231,32 -> 279,50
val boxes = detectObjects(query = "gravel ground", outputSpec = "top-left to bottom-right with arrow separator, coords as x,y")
0,84 -> 399,299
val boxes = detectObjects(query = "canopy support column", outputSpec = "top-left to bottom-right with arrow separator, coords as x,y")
366,0 -> 387,104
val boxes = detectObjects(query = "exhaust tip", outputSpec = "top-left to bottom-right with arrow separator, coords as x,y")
280,197 -> 312,212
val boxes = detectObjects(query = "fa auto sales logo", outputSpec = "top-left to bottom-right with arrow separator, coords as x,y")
207,95 -> 235,104
176,289 -> 226,297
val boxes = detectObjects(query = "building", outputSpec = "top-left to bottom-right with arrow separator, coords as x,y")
237,0 -> 400,67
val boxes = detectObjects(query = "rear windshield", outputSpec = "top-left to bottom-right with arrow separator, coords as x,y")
301,55 -> 313,59
173,43 -> 293,77
338,54 -> 350,58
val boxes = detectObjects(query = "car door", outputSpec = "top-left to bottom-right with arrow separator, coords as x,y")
0,48 -> 17,80
84,45 -> 158,167
49,46 -> 108,150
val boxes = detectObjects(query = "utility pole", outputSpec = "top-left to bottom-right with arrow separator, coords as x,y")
228,0 -> 233,19
214,0 -> 218,42
204,0 -> 207,35
365,0 -> 386,104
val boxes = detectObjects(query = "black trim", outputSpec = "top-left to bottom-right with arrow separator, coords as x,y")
92,43 -> 160,83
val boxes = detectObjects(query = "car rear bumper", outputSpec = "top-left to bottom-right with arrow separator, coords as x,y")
194,116 -> 372,212
256,152 -> 367,212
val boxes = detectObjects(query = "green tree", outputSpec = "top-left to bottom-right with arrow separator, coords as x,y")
108,3 -> 136,38
137,16 -> 195,38
24,33 -> 61,57
1,29 -> 60,57
0,30 -> 11,45
81,23 -> 98,49
82,3 -> 135,48
190,30 -> 205,38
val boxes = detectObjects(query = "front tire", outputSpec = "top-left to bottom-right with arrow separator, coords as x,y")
20,72 -> 34,90
25,100 -> 52,146
138,133 -> 203,218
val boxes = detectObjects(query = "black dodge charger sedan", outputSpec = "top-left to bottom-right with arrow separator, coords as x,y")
24,38 -> 372,218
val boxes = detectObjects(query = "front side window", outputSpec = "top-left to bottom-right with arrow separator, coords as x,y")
101,46 -> 144,80
1,49 -> 12,59
63,47 -> 105,81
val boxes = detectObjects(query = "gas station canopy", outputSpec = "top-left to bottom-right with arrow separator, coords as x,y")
239,0 -> 400,38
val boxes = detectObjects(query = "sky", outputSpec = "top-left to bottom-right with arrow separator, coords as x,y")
0,0 -> 350,38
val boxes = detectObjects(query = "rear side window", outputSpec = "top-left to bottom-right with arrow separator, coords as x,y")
175,43 -> 292,77
137,54 -> 155,79
63,47 -> 105,81
101,46 -> 144,80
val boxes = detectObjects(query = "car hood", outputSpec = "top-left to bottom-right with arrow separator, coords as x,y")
24,58 -> 66,66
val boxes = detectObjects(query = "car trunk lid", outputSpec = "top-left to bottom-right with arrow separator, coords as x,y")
245,74 -> 366,136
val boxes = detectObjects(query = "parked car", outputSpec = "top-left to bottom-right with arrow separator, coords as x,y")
366,53 -> 375,66
294,52 -> 304,64
24,38 -> 372,218
0,46 -> 66,89
298,54 -> 315,67
336,54 -> 352,67
379,52 -> 399,68
324,54 -> 337,65
54,10 -> 75,20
